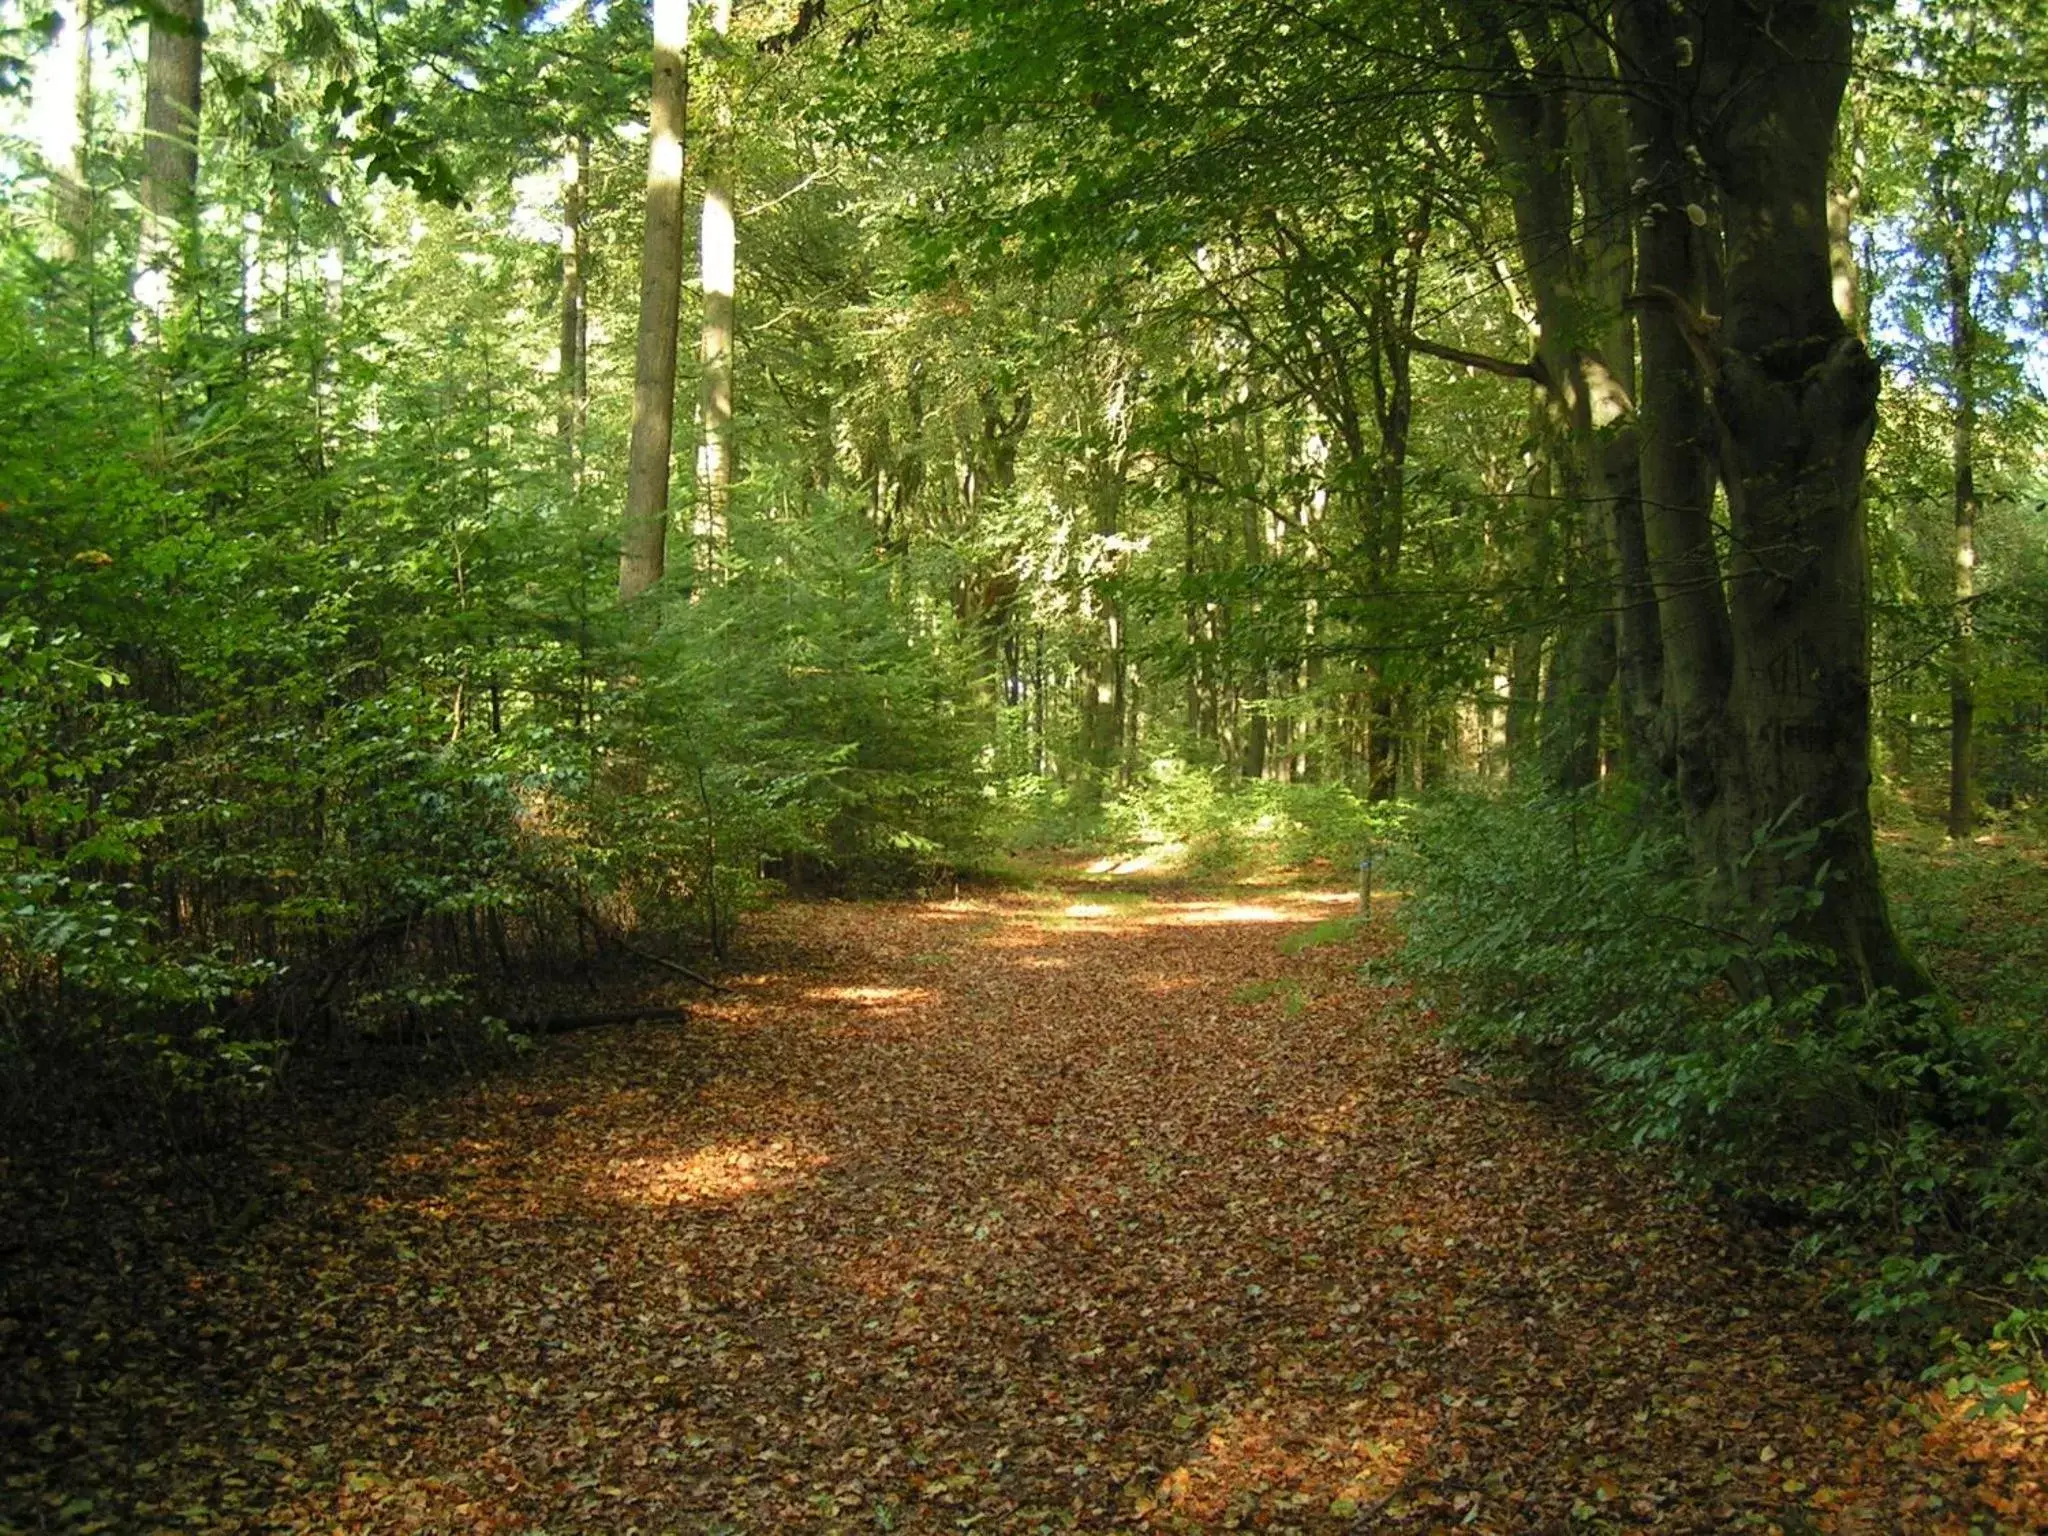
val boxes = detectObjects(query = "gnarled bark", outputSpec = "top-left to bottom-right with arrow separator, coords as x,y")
1622,0 -> 1924,999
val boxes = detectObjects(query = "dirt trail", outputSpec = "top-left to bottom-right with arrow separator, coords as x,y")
8,874 -> 2042,1533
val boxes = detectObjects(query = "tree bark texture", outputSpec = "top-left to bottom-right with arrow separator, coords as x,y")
558,133 -> 590,484
695,0 -> 736,579
1624,0 -> 1923,997
136,0 -> 201,320
1944,194 -> 1978,841
1449,0 -> 1923,998
620,0 -> 693,604
1456,3 -> 1652,791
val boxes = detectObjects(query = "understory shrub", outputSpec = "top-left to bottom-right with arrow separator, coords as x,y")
1400,789 -> 2048,1368
0,266 -> 990,1155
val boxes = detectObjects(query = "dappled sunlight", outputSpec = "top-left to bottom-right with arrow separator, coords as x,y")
1152,901 -> 1290,925
1012,953 -> 1073,970
1890,1381 -> 2048,1527
61,881 -> 2000,1534
1143,1397 -> 1434,1524
801,983 -> 934,1009
979,916 -> 1140,948
269,1469 -> 529,1533
921,898 -> 999,917
1083,846 -> 1184,876
598,1135 -> 830,1208
1062,901 -> 1122,919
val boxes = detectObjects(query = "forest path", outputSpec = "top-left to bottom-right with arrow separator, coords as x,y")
30,870 -> 2038,1533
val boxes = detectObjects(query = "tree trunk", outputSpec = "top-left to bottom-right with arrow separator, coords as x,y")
33,0 -> 91,261
1457,6 -> 1643,793
1239,494 -> 1268,781
695,0 -> 735,579
619,0 -> 693,604
135,0 -> 201,322
558,132 -> 589,486
1629,0 -> 1924,998
1615,0 -> 1732,833
1944,205 -> 1978,842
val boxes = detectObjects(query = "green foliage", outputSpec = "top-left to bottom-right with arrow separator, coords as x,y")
0,168 -> 992,1146
597,507 -> 989,943
990,756 -> 1399,879
1401,790 -> 2048,1363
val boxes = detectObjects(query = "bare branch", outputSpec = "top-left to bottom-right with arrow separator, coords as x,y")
1405,332 -> 1543,382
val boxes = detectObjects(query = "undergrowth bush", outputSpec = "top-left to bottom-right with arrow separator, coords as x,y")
1401,789 -> 2048,1384
0,262 -> 990,1156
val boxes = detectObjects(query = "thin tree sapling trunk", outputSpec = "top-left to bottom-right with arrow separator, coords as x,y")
558,132 -> 590,486
1944,198 -> 1979,841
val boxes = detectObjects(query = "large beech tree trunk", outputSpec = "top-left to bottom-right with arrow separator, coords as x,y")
619,0 -> 693,604
1621,0 -> 1923,998
136,0 -> 201,321
1614,0 -> 1732,836
1449,0 -> 1922,998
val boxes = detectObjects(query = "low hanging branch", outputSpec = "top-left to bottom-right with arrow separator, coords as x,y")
1404,332 -> 1546,384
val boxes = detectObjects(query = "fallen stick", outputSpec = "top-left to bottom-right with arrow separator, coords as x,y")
612,935 -> 732,993
519,1006 -> 689,1035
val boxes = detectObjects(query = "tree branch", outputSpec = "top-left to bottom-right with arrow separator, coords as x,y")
1625,286 -> 1722,383
1405,332 -> 1543,382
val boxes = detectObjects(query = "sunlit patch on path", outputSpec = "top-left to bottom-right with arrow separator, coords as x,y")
34,867 -> 2048,1532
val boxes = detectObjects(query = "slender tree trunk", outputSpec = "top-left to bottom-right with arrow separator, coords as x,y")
34,0 -> 91,261
558,133 -> 589,486
1240,495 -> 1268,780
1829,184 -> 1862,336
1081,368 -> 1132,787
619,0 -> 693,604
1033,624 -> 1046,776
1944,216 -> 1978,841
135,0 -> 201,323
695,0 -> 736,578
